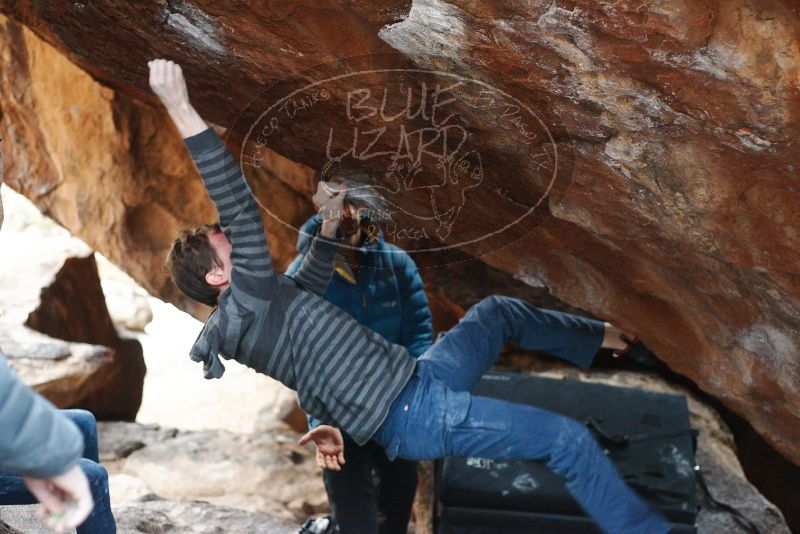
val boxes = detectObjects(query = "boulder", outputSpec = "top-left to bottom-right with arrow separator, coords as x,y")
0,506 -> 72,534
0,421 -> 318,532
96,255 -> 154,332
109,473 -> 159,505
97,421 -> 180,464
114,500 -> 297,534
253,391 -> 310,435
2,2 -> 798,467
0,14 -> 315,321
0,325 -> 114,408
120,426 -> 328,522
0,500 -> 296,534
1,0 -> 799,496
0,187 -> 145,419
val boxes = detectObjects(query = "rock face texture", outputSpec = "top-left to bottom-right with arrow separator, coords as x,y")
0,12 -> 316,319
97,421 -> 327,524
0,421 -> 319,532
0,187 -> 145,419
0,1 -> 799,472
120,428 -> 328,521
0,501 -> 297,534
0,519 -> 22,534
113,501 -> 297,534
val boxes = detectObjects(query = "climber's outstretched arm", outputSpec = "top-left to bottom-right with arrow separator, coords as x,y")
148,59 -> 278,304
148,59 -> 207,138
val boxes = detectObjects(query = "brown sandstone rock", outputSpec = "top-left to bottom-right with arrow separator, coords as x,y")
0,325 -> 113,408
0,189 -> 144,418
0,227 -> 116,407
0,1 -> 798,474
0,13 -> 316,320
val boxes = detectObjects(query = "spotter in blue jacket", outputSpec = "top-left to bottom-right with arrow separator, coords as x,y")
286,213 -> 434,430
286,215 -> 433,358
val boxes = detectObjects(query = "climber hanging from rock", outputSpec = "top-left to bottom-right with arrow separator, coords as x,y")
147,58 -> 675,534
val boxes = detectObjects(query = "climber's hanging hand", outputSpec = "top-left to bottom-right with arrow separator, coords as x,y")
148,59 -> 189,109
147,59 -> 207,139
298,425 -> 346,471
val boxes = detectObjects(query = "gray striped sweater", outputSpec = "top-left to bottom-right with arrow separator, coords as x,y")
184,129 -> 417,445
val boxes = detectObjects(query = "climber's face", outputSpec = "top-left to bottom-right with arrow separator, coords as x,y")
205,229 -> 233,290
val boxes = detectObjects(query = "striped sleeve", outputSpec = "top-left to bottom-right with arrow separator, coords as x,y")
291,232 -> 340,296
184,128 -> 277,305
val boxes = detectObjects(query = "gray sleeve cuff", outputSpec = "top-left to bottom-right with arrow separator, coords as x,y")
306,232 -> 341,262
183,127 -> 222,158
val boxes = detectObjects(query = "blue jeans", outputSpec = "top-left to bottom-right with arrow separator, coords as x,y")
0,409 -> 116,534
373,296 -> 672,534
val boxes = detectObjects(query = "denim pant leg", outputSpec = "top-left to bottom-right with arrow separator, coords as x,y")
62,410 -> 99,462
77,459 -> 115,534
445,394 -> 673,534
374,368 -> 671,534
0,410 -> 115,534
0,465 -> 114,534
420,296 -> 605,392
0,474 -> 37,505
0,409 -> 99,506
62,410 -> 115,533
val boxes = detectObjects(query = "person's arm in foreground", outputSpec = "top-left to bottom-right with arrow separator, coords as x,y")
290,182 -> 345,296
149,58 -> 277,305
0,355 -> 93,532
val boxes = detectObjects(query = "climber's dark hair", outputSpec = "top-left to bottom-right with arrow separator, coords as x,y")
166,222 -> 223,307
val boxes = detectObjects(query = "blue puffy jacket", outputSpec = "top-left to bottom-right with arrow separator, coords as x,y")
286,214 -> 434,432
